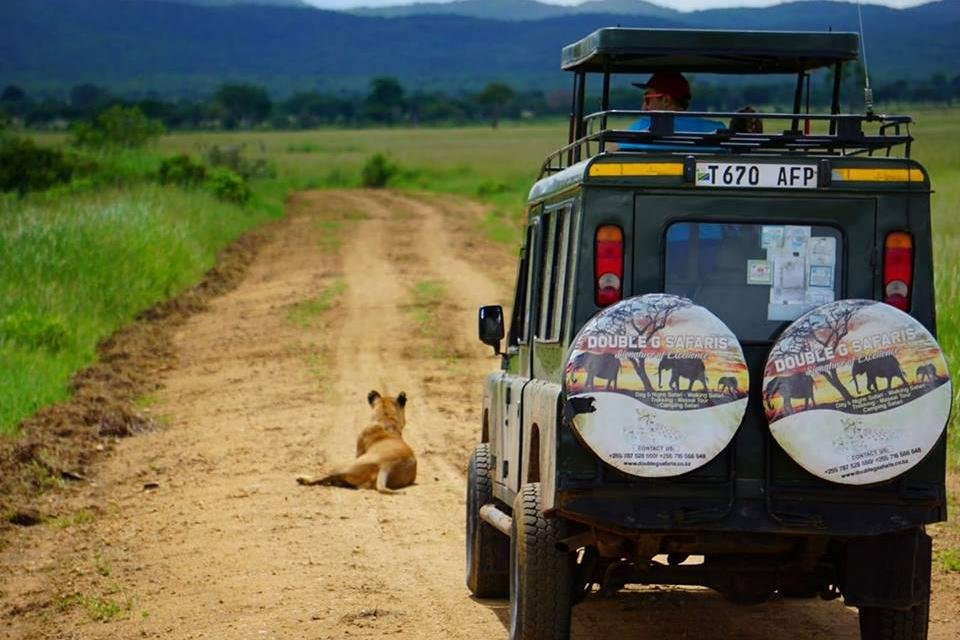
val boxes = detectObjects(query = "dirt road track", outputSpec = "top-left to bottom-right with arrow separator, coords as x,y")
1,190 -> 957,639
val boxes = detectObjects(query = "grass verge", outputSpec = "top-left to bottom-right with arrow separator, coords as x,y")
0,171 -> 283,437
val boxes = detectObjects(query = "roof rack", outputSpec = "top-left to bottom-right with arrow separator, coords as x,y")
539,110 -> 912,179
562,29 -> 860,74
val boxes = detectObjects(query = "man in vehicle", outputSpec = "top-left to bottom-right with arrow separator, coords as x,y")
619,71 -> 725,150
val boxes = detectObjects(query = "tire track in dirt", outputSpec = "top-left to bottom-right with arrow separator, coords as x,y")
289,189 -> 509,639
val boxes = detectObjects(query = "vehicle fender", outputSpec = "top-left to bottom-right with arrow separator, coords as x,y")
482,371 -> 506,444
521,379 -> 562,510
841,527 -> 931,608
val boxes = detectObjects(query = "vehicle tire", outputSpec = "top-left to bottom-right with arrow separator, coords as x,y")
509,482 -> 574,640
466,443 -> 509,597
858,601 -> 929,640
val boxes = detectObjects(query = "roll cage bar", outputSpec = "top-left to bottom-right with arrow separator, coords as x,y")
549,29 -> 913,179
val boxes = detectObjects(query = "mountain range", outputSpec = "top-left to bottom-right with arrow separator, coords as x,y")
1,0 -> 956,96
347,0 -> 678,20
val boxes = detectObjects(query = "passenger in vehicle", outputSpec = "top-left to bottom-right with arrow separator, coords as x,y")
617,71 -> 725,152
730,106 -> 763,134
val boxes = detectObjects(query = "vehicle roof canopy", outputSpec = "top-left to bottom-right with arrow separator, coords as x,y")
561,28 -> 860,74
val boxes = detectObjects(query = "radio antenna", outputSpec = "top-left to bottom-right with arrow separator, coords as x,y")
857,0 -> 875,117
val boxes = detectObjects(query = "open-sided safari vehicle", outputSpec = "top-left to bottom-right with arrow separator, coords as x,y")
467,28 -> 951,640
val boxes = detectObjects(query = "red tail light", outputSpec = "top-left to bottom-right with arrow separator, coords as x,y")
883,231 -> 913,311
595,225 -> 623,307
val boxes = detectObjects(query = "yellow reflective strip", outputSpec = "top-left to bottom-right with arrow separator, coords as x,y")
589,163 -> 683,177
832,168 -> 925,182
589,164 -> 623,176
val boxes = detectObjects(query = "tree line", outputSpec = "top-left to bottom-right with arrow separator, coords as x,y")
3,73 -> 959,131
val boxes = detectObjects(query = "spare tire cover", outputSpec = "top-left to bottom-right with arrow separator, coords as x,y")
563,294 -> 748,478
764,299 -> 951,485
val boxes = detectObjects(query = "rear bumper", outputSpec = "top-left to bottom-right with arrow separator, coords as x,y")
554,485 -> 945,537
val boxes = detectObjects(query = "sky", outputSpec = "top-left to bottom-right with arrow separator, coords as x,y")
303,0 -> 930,11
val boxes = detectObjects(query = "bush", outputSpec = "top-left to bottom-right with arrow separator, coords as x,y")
207,168 -> 251,205
361,153 -> 398,188
0,137 -> 76,195
204,144 -> 275,180
159,154 -> 207,187
71,105 -> 164,149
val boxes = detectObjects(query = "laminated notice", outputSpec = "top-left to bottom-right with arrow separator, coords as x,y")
764,226 -> 838,321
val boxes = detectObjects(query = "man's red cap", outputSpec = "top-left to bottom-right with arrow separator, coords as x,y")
633,71 -> 691,101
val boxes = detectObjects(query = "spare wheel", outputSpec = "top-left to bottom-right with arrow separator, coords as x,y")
563,294 -> 748,478
763,299 -> 951,485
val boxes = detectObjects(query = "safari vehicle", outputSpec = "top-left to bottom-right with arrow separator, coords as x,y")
466,28 -> 951,640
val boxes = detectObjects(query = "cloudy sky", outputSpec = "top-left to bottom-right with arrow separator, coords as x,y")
303,0 -> 929,10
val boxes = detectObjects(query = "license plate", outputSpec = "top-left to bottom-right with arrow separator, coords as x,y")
695,162 -> 818,189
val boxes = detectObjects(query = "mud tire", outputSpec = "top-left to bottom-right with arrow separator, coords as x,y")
858,602 -> 929,640
509,482 -> 574,640
466,443 -> 509,597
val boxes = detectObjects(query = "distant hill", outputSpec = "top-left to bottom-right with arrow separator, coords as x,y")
349,0 -> 677,20
0,0 -> 955,96
140,0 -> 307,5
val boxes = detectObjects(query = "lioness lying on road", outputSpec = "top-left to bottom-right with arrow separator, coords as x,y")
296,390 -> 417,494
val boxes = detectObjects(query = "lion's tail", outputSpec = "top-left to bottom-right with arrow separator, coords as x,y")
316,473 -> 356,488
296,473 -> 356,488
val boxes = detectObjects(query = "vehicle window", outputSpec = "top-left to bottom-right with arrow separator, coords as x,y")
664,222 -> 843,341
537,213 -> 557,339
549,207 -> 571,340
510,225 -> 534,345
536,207 -> 570,342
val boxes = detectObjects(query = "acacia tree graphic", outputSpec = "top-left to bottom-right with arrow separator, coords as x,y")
769,300 -> 873,402
585,295 -> 690,391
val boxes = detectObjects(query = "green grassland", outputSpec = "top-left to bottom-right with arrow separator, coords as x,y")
0,159 -> 280,435
10,111 -> 960,466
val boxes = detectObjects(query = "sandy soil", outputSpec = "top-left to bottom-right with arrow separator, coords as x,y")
1,190 -> 957,640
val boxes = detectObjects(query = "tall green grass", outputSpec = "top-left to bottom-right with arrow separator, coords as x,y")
0,183 -> 276,435
911,110 -> 960,466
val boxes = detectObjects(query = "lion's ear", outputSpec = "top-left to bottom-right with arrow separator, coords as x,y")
367,390 -> 381,406
397,392 -> 407,407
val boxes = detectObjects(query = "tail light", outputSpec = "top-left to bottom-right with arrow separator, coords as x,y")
883,231 -> 913,311
595,225 -> 623,307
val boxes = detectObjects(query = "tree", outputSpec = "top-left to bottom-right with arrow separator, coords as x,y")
282,91 -> 354,127
584,295 -> 690,392
768,300 -> 874,402
71,105 -> 165,149
1,85 -> 29,119
364,77 -> 406,124
69,83 -> 111,111
474,82 -> 515,128
213,83 -> 272,129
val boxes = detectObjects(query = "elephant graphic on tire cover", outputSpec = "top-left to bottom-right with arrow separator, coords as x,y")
568,352 -> 621,390
915,363 -> 938,384
717,376 -> 739,396
765,373 -> 816,415
850,354 -> 908,394
658,356 -> 708,391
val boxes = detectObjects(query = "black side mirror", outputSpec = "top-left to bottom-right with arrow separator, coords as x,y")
478,305 -> 504,355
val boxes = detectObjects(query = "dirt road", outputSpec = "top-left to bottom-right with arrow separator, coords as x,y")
1,190 -> 957,639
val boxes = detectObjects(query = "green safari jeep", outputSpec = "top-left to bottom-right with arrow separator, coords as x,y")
467,28 -> 951,640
